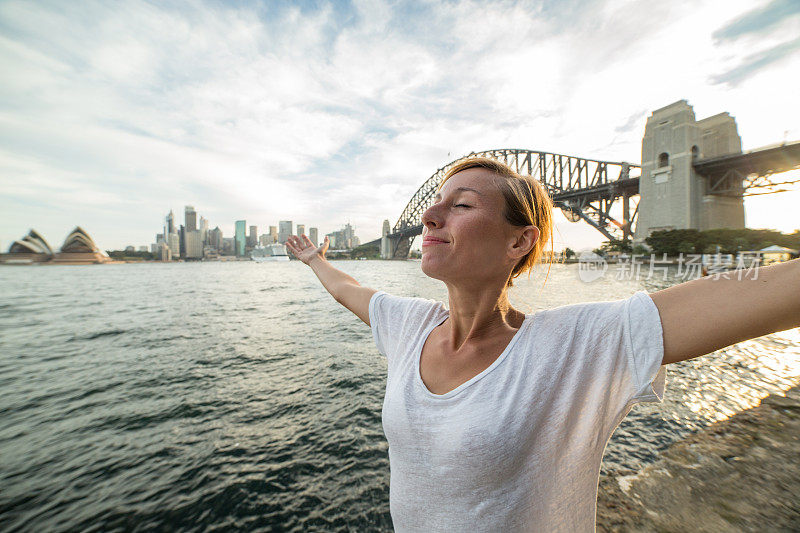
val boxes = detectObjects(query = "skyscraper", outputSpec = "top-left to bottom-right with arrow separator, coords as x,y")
278,221 -> 292,244
269,226 -> 278,243
168,232 -> 179,258
249,225 -> 258,247
296,224 -> 305,237
185,206 -> 197,232
165,210 -> 175,235
208,227 -> 223,251
200,216 -> 209,243
185,230 -> 203,259
309,227 -> 318,247
235,220 -> 246,257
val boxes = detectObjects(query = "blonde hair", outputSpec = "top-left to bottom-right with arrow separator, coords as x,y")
440,157 -> 554,287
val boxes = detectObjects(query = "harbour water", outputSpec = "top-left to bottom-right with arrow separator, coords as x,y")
1,261 -> 798,531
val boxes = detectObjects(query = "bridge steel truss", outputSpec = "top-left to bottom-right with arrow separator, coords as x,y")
388,149 -> 641,259
692,141 -> 800,197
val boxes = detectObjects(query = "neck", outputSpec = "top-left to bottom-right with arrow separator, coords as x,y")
444,279 -> 525,351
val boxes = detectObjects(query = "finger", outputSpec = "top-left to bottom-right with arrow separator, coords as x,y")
302,234 -> 314,248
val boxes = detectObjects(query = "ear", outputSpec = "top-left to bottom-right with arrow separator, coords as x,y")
508,226 -> 540,260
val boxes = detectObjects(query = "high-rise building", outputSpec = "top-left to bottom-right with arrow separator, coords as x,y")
168,232 -> 179,258
185,230 -> 203,259
296,224 -> 305,237
185,206 -> 197,232
327,223 -> 359,249
248,225 -> 258,247
278,221 -> 292,244
179,225 -> 186,258
222,237 -> 235,255
235,220 -> 247,257
208,227 -> 223,251
200,216 -> 209,243
259,234 -> 270,246
309,227 -> 318,247
269,226 -> 278,243
325,231 -> 338,249
165,210 -> 175,235
159,242 -> 172,262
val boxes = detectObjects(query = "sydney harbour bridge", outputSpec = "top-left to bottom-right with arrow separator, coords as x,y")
366,101 -> 800,259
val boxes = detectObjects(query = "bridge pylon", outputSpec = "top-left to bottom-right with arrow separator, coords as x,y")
634,100 -> 744,244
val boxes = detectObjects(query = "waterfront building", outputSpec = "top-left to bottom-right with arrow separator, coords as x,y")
159,242 -> 172,262
309,227 -> 318,247
222,237 -> 235,255
278,221 -> 292,244
125,246 -> 135,253
259,234 -> 270,246
759,245 -> 798,266
208,227 -> 223,251
249,225 -> 258,247
168,232 -> 179,258
185,206 -> 197,232
51,227 -> 112,264
0,229 -> 54,264
327,223 -> 359,249
296,224 -> 305,237
325,231 -> 338,248
137,246 -> 148,252
150,243 -> 159,254
269,226 -> 278,243
185,230 -> 203,259
235,220 -> 247,256
203,245 -> 219,260
179,225 -> 186,258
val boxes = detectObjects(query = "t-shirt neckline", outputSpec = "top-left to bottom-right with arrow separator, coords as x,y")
415,310 -> 535,400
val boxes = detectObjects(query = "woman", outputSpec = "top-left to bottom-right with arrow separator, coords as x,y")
285,157 -> 800,532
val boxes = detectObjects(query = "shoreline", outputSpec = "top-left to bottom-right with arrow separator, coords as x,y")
597,384 -> 800,532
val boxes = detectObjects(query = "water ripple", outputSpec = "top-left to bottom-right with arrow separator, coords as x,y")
0,261 -> 797,531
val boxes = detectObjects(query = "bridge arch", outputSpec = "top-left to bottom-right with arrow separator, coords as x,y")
386,149 -> 641,258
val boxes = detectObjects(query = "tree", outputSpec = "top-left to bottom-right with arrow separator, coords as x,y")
564,248 -> 576,259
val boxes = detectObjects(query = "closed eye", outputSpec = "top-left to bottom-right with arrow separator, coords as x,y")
454,204 -> 472,208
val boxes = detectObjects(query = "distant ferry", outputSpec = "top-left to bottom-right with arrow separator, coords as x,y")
251,244 -> 290,262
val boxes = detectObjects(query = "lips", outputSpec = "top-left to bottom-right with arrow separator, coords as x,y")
422,236 -> 449,246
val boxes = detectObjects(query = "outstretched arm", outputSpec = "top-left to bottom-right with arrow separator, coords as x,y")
649,258 -> 800,366
285,235 -> 376,326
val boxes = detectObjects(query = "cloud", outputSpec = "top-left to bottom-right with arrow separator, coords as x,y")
1,0 -> 799,252
710,37 -> 800,86
712,0 -> 800,42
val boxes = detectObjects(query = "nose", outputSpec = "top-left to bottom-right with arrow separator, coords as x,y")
421,202 -> 443,231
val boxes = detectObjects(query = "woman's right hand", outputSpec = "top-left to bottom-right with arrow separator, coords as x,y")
285,235 -> 329,265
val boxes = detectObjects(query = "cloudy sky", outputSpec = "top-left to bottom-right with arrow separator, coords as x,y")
1,0 -> 799,252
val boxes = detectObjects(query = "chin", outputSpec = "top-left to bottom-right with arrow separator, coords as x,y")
420,255 -> 449,281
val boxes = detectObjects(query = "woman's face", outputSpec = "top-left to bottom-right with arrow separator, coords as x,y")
420,168 -> 522,286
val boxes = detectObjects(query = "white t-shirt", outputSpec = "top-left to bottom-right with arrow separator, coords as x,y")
369,290 -> 666,533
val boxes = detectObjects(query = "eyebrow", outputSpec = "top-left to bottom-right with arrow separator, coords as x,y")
434,187 -> 482,200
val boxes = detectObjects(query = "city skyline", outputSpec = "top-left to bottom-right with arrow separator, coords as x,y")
147,205 -> 338,259
1,1 -> 799,251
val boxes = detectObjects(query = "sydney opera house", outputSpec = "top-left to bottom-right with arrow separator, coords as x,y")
1,227 -> 115,265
